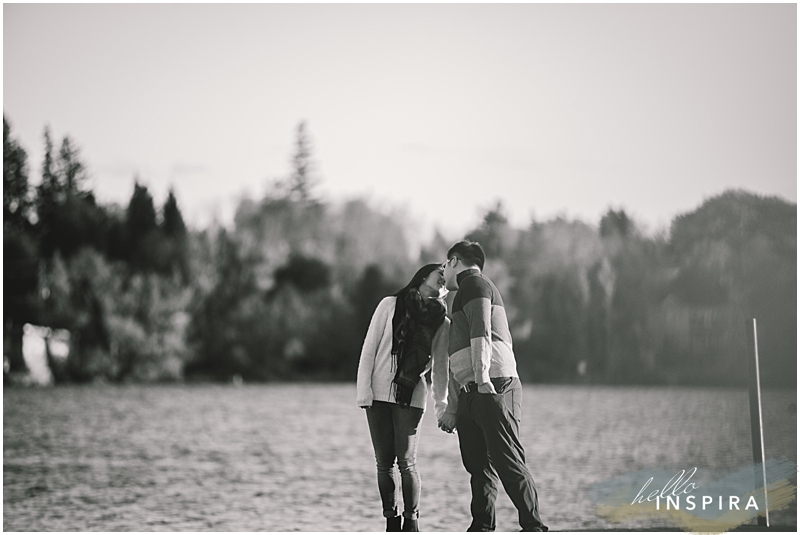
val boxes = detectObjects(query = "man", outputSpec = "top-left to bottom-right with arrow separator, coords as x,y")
438,240 -> 547,532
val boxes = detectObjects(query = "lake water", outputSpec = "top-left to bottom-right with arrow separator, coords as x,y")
3,384 -> 796,531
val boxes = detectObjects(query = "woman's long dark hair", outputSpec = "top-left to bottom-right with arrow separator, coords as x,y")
390,263 -> 443,357
388,263 -> 447,406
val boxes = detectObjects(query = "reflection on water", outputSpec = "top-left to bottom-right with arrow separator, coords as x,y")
3,384 -> 796,531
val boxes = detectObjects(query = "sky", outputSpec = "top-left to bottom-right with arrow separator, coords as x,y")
3,3 -> 797,241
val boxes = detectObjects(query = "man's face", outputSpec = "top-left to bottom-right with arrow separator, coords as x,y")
443,256 -> 460,291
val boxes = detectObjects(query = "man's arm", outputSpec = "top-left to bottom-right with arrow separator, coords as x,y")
438,367 -> 460,433
463,289 -> 493,387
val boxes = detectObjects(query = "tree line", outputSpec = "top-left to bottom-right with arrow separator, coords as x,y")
4,117 -> 796,386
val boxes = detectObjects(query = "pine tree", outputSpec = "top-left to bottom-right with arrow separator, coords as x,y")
126,181 -> 159,271
36,126 -> 59,256
56,136 -> 87,198
162,189 -> 187,238
161,188 -> 189,282
287,121 -> 318,202
3,117 -> 31,233
3,118 -> 37,376
35,131 -> 100,258
467,200 -> 514,258
600,209 -> 633,238
127,182 -> 158,237
39,126 -> 58,201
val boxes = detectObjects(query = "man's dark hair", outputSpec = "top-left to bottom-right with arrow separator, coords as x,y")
447,240 -> 485,270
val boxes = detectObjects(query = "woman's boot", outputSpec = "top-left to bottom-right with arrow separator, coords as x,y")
386,516 -> 402,532
402,517 -> 419,532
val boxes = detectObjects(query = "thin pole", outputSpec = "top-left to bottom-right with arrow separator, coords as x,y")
745,318 -> 769,527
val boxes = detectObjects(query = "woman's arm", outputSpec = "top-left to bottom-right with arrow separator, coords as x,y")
430,317 -> 450,420
356,297 -> 392,407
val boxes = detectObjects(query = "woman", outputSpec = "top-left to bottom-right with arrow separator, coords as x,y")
356,263 -> 450,532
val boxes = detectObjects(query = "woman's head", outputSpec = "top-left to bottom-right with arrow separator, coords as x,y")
398,263 -> 447,299
420,264 -> 447,298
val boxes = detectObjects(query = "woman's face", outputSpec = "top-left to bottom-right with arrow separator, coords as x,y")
421,266 -> 447,297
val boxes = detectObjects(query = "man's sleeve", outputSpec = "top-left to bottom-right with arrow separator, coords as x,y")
445,367 -> 460,416
462,281 -> 493,385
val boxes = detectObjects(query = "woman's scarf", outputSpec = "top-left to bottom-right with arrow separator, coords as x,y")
390,263 -> 447,407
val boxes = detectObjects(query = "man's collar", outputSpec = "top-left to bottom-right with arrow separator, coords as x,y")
456,268 -> 480,286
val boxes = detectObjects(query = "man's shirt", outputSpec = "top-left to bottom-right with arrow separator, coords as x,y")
446,268 -> 518,413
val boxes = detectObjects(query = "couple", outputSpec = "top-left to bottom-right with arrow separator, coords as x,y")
356,240 -> 548,532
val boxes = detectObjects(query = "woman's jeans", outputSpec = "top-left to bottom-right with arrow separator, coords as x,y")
366,400 -> 424,520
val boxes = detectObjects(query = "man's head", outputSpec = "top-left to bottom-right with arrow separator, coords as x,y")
443,240 -> 485,290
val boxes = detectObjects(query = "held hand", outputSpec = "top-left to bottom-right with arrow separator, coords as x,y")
477,381 -> 497,394
438,413 -> 457,433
